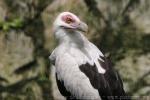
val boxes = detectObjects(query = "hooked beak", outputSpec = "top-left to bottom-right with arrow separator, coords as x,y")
76,21 -> 88,33
61,21 -> 88,33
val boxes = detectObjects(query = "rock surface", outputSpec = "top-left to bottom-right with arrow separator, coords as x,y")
0,0 -> 150,100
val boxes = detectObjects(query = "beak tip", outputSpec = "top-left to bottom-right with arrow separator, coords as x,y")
78,21 -> 88,33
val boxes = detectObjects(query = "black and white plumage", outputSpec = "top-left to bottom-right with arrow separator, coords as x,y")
49,12 -> 128,100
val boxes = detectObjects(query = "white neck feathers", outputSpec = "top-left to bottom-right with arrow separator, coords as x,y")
54,29 -> 87,48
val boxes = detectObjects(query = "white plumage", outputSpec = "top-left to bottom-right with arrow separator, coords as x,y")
49,12 -> 127,100
50,30 -> 103,99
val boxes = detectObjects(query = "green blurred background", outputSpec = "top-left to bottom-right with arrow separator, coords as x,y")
0,0 -> 150,100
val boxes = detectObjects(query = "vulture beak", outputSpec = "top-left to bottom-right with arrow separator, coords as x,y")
76,21 -> 88,33
66,21 -> 88,33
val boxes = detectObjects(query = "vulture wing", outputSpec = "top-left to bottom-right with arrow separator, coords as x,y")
79,55 -> 128,100
54,50 -> 100,100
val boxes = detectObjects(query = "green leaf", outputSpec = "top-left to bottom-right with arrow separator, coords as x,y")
3,22 -> 10,31
10,18 -> 23,28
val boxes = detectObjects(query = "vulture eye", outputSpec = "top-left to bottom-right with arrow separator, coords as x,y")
62,15 -> 75,24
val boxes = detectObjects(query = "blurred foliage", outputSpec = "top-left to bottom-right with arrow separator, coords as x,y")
0,0 -> 150,100
0,18 -> 24,31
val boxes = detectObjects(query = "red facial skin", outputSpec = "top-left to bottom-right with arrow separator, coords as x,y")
61,14 -> 76,24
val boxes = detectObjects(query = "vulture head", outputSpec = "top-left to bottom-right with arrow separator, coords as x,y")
53,12 -> 88,39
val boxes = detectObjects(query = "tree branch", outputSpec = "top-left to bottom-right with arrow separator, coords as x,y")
0,76 -> 8,83
121,0 -> 140,16
84,0 -> 109,26
13,60 -> 37,74
0,76 -> 38,93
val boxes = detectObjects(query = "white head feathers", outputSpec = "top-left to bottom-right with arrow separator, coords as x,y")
53,12 -> 88,39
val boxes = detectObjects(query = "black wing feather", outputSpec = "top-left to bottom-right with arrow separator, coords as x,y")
79,56 -> 129,100
56,74 -> 77,100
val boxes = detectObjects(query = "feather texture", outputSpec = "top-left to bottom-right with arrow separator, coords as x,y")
50,12 -> 128,100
